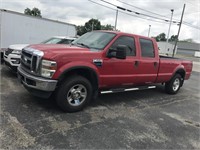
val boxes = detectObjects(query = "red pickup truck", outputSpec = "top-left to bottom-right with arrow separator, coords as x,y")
18,31 -> 193,112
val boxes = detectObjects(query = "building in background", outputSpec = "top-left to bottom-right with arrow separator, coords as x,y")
0,9 -> 77,62
157,41 -> 200,57
175,42 -> 200,57
0,9 -> 77,51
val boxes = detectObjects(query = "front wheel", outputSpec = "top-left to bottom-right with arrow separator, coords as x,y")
56,76 -> 92,112
165,74 -> 182,94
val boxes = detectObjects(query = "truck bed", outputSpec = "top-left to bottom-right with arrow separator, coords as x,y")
157,55 -> 193,83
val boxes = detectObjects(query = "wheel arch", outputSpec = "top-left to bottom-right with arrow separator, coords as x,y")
57,66 -> 99,92
173,68 -> 186,86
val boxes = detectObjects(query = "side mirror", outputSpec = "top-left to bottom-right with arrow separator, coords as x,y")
108,45 -> 126,59
115,45 -> 126,59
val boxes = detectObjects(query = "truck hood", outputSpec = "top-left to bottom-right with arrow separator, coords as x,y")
9,44 -> 29,50
27,44 -> 94,59
28,44 -> 92,53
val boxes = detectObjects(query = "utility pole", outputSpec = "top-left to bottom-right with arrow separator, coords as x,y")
166,9 -> 174,43
114,6 -> 126,30
172,4 -> 186,57
92,21 -> 94,31
115,9 -> 118,30
148,25 -> 151,37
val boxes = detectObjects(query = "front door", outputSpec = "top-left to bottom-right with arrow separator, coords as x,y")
99,35 -> 139,88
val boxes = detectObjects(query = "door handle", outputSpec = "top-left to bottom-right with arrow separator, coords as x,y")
134,61 -> 139,67
154,62 -> 158,67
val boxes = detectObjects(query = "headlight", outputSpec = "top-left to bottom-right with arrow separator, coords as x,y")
12,50 -> 21,55
41,59 -> 57,78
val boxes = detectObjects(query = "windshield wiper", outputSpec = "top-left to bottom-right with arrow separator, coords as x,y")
77,43 -> 90,48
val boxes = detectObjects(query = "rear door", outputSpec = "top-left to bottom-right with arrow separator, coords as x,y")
136,38 -> 159,84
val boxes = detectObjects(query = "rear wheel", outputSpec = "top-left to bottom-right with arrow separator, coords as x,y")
165,74 -> 182,94
56,76 -> 92,112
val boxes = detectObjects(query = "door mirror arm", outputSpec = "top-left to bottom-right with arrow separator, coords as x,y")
107,48 -> 116,58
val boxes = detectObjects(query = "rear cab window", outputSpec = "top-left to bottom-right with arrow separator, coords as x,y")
139,38 -> 155,58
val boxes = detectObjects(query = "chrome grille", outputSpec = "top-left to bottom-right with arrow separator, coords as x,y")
20,48 -> 44,74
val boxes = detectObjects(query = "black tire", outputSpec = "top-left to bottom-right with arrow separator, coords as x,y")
56,76 -> 93,112
165,74 -> 182,94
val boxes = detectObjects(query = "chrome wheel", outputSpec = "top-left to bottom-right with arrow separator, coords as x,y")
67,84 -> 87,106
165,74 -> 182,94
172,78 -> 180,91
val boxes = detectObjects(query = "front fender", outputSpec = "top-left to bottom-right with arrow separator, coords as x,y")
52,61 -> 100,80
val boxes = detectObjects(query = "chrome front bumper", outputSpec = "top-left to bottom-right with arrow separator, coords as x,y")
18,66 -> 57,92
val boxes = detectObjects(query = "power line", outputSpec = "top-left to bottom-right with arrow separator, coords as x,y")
89,0 -> 200,30
117,0 -> 200,30
116,0 -> 167,19
168,17 -> 200,29
100,0 -> 180,23
88,0 -> 116,11
171,14 -> 200,29
89,0 -> 175,24
182,22 -> 200,29
100,0 -> 200,30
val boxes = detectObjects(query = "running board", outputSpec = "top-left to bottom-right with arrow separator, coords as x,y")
100,86 -> 156,94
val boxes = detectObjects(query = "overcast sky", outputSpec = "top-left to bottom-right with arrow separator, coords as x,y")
1,0 -> 200,42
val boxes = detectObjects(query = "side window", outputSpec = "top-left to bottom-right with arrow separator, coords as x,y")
140,38 -> 155,57
110,36 -> 136,56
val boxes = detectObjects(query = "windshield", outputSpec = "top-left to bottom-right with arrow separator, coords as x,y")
72,32 -> 116,50
41,37 -> 74,44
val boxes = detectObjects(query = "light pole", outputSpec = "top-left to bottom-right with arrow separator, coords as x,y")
114,9 -> 118,30
92,21 -> 94,31
148,25 -> 151,37
166,9 -> 174,43
115,6 -> 126,30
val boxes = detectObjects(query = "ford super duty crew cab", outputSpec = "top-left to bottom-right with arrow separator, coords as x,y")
18,31 -> 193,112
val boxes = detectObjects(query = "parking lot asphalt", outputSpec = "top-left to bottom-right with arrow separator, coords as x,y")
0,64 -> 200,149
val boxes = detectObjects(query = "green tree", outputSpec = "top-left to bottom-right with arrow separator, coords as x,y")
85,19 -> 101,32
76,25 -> 86,36
101,24 -> 114,30
24,8 -> 32,16
76,19 -> 101,36
76,19 -> 117,36
157,33 -> 167,41
24,7 -> 42,17
169,35 -> 178,42
153,33 -> 167,42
